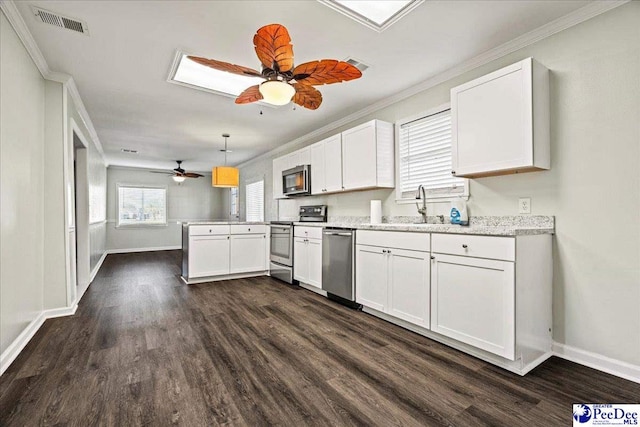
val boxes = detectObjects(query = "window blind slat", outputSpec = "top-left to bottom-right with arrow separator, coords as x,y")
398,109 -> 465,197
245,180 -> 264,222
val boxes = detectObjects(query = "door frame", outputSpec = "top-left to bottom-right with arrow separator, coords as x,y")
65,117 -> 90,306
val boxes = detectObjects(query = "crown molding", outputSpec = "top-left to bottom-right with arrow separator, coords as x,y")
237,0 -> 629,169
1,0 -> 107,165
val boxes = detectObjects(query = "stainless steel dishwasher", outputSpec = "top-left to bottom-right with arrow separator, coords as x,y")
322,227 -> 361,309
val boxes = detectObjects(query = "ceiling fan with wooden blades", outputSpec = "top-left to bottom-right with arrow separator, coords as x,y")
188,24 -> 362,110
151,160 -> 203,181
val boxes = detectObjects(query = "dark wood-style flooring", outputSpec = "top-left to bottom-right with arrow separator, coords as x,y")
1,251 -> 638,426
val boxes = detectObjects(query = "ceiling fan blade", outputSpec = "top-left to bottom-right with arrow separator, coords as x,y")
293,60 -> 362,86
292,83 -> 322,110
183,172 -> 204,178
235,85 -> 263,104
150,171 -> 175,175
187,56 -> 263,77
253,24 -> 294,73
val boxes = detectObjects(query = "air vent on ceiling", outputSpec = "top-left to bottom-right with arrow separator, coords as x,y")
32,7 -> 89,35
121,148 -> 138,154
346,58 -> 369,72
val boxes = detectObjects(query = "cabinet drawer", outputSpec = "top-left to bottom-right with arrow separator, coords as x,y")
357,230 -> 430,252
432,234 -> 514,261
294,226 -> 323,240
189,225 -> 231,236
230,224 -> 266,235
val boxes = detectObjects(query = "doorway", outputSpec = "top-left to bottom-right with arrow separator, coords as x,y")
71,131 -> 89,301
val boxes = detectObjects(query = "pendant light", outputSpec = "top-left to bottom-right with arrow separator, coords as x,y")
212,133 -> 239,188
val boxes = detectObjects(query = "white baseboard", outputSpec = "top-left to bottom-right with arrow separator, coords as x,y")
89,250 -> 108,283
106,246 -> 181,254
0,312 -> 46,376
0,304 -> 80,376
43,305 -> 78,319
552,342 -> 640,384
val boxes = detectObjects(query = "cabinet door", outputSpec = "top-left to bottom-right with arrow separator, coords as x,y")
310,143 -> 325,195
297,147 -> 310,166
230,234 -> 266,274
189,235 -> 230,278
342,121 -> 377,190
355,244 -> 388,311
272,156 -> 286,199
324,135 -> 343,192
388,249 -> 430,328
452,60 -> 533,176
306,238 -> 322,289
431,254 -> 515,360
293,237 -> 308,283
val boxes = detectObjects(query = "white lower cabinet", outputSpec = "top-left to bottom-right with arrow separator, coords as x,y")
355,246 -> 388,311
186,224 -> 268,281
293,236 -> 322,289
388,248 -> 431,328
430,253 -> 515,360
356,231 -> 431,329
189,235 -> 230,278
356,230 -> 551,374
230,234 -> 267,274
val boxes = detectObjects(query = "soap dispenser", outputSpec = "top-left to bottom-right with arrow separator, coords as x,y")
450,199 -> 469,226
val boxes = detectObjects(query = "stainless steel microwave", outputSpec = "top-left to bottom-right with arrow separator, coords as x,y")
282,165 -> 310,197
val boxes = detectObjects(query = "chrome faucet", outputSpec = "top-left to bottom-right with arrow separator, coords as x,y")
415,185 -> 427,223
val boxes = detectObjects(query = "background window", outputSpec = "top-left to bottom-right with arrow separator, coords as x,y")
396,108 -> 468,201
117,185 -> 167,226
245,180 -> 264,222
230,187 -> 239,218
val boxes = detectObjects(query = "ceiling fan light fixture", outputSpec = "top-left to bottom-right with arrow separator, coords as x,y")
172,175 -> 186,183
212,166 -> 239,188
259,80 -> 295,106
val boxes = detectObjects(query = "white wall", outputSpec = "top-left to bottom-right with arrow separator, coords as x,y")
238,3 -> 640,366
42,80 -> 67,309
0,11 -> 45,353
1,9 -> 108,362
106,167 -> 227,251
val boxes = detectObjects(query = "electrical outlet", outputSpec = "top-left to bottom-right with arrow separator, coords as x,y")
519,197 -> 531,214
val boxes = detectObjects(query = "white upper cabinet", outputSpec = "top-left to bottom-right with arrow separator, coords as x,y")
451,57 -> 550,178
272,156 -> 286,199
342,120 -> 395,191
274,119 -> 394,198
310,134 -> 343,195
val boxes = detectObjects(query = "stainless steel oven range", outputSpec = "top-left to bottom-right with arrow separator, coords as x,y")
269,221 -> 294,284
269,205 -> 327,284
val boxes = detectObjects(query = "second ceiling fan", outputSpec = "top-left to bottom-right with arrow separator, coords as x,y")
188,24 -> 362,110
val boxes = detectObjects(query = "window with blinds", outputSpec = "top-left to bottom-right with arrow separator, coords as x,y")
229,187 -> 239,217
117,185 -> 167,226
397,108 -> 467,200
245,180 -> 264,222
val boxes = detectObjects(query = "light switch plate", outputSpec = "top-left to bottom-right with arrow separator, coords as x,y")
519,197 -> 531,214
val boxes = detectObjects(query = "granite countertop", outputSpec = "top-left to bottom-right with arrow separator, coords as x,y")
184,221 -> 269,226
291,216 -> 555,237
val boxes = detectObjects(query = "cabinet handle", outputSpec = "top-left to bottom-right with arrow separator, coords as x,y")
430,255 -> 435,260
248,228 -> 251,231
382,249 -> 387,253
451,171 -> 456,175
209,229 -> 212,233
342,186 -> 345,190
462,244 -> 468,249
227,236 -> 230,239
388,250 -> 392,254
